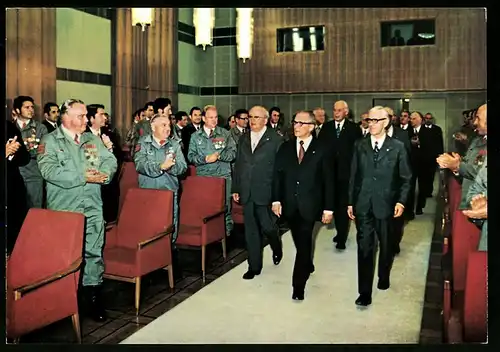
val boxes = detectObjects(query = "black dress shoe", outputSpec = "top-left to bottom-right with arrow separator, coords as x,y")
332,236 -> 339,243
394,245 -> 401,256
273,251 -> 283,265
83,285 -> 107,322
355,294 -> 372,306
377,279 -> 390,290
242,270 -> 261,280
416,209 -> 423,215
310,264 -> 315,274
336,242 -> 346,250
292,289 -> 304,301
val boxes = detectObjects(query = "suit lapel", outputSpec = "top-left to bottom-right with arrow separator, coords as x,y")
377,137 -> 393,162
300,137 -> 317,165
253,129 -> 271,152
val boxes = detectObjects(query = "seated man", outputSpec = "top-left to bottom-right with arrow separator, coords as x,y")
134,114 -> 187,243
462,157 -> 487,251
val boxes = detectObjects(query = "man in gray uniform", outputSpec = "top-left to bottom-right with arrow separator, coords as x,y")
37,99 -> 117,322
188,105 -> 237,236
134,114 -> 187,242
13,95 -> 49,208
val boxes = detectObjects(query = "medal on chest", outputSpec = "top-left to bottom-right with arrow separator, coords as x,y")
212,137 -> 226,150
83,143 -> 100,171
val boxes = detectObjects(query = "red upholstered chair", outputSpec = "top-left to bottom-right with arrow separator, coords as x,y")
232,199 -> 244,225
7,209 -> 85,343
463,251 -> 488,343
103,188 -> 175,315
176,176 -> 227,281
451,210 -> 481,292
187,165 -> 197,177
448,176 -> 462,222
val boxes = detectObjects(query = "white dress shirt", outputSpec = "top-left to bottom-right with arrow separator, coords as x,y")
400,124 -> 408,130
250,126 -> 267,152
387,125 -> 394,137
90,127 -> 101,137
361,127 -> 369,136
203,126 -> 213,137
17,118 -> 30,129
273,134 -> 332,216
45,119 -> 57,129
413,125 -> 421,134
237,126 -> 245,133
335,119 -> 345,131
192,123 -> 201,131
370,134 -> 386,150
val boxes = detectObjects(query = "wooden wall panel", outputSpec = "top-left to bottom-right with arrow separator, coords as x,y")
6,8 -> 56,118
239,8 -> 486,94
112,8 -> 177,138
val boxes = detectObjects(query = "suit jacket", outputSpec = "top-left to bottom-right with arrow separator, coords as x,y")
86,126 -> 123,169
232,127 -> 283,205
319,119 -> 362,181
348,136 -> 412,219
42,119 -> 57,133
230,126 -> 245,146
390,125 -> 411,155
407,125 -> 436,167
272,137 -> 335,222
181,123 -> 203,157
6,121 -> 30,204
422,123 -> 444,158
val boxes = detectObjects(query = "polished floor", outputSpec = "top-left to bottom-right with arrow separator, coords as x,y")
18,195 -> 444,344
122,197 -> 438,344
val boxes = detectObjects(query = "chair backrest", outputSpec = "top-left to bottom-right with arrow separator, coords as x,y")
448,176 -> 462,216
187,165 -> 197,177
452,210 -> 481,291
180,176 -> 225,226
463,251 -> 488,342
119,162 -> 139,213
8,209 -> 85,290
116,188 -> 174,248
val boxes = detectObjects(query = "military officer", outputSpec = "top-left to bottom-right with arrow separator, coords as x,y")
37,99 -> 117,322
188,105 -> 237,236
134,114 -> 187,242
13,95 -> 49,208
437,103 -> 487,209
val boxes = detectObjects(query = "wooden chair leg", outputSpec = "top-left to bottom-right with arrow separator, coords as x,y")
221,238 -> 227,259
135,277 -> 141,316
71,313 -> 82,343
166,265 -> 174,289
201,245 -> 206,282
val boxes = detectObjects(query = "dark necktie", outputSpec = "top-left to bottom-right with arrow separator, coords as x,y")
74,135 -> 80,145
159,139 -> 166,145
209,129 -> 214,138
21,122 -> 26,129
336,124 -> 341,138
298,140 -> 305,164
373,141 -> 380,163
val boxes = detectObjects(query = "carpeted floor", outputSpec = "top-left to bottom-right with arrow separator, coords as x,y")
122,198 -> 436,344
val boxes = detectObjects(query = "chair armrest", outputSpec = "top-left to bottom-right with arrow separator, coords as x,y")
138,225 -> 174,249
203,209 -> 225,224
13,258 -> 82,298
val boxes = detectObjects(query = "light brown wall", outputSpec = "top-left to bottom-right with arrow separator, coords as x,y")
6,8 -> 57,117
112,8 -> 178,137
238,8 -> 486,94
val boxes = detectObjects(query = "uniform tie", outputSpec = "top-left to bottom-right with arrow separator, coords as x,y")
209,129 -> 214,138
74,134 -> 80,145
159,139 -> 166,145
373,141 -> 380,163
22,122 -> 26,129
298,140 -> 305,164
336,123 -> 341,138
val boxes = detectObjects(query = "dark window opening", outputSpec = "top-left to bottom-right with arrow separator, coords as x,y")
381,19 -> 436,47
277,26 -> 325,53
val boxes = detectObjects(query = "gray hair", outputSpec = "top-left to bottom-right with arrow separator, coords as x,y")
369,105 -> 389,119
249,105 -> 269,119
60,99 -> 85,116
295,110 -> 315,122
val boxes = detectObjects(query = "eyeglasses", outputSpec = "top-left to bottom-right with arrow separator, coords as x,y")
292,121 -> 315,127
237,117 -> 249,121
364,117 -> 387,124
249,115 -> 265,120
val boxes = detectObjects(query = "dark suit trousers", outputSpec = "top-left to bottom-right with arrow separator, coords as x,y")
355,211 -> 394,295
333,179 -> 351,243
288,212 -> 315,290
393,215 -> 405,251
243,201 -> 282,272
408,164 -> 429,212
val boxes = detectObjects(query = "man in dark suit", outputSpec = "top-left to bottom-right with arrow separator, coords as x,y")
42,102 -> 59,133
407,111 -> 436,216
181,107 -> 203,159
384,107 -> 412,255
5,121 -> 31,255
318,100 -> 363,250
272,110 -> 334,300
232,105 -> 283,280
348,106 -> 412,307
423,112 -> 444,197
312,107 -> 328,139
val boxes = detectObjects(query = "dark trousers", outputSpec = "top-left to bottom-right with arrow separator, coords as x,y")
288,212 -> 315,290
355,211 -> 394,295
408,165 -> 429,212
333,179 -> 350,243
243,201 -> 282,272
393,215 -> 405,251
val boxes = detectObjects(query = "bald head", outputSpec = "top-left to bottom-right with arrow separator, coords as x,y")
474,103 -> 487,135
248,105 -> 269,132
333,100 -> 349,122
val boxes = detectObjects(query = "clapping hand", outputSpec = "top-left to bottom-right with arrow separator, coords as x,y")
85,169 -> 108,184
205,152 -> 220,163
101,134 -> 113,149
6,136 -> 21,158
161,153 -> 176,170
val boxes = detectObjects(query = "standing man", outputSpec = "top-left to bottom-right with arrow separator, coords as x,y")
437,104 -> 487,210
232,105 -> 283,280
359,113 -> 370,137
188,105 -> 237,237
399,110 -> 410,131
318,100 -> 362,250
230,109 -> 249,146
384,107 -> 412,254
181,107 -> 203,158
312,107 -> 327,138
348,106 -> 412,307
37,99 -> 117,322
42,102 -> 59,133
272,110 -> 334,300
422,112 -> 444,197
134,114 -> 187,243
13,95 -> 49,209
173,111 -> 189,144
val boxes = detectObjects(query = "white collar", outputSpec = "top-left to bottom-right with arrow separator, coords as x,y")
153,135 -> 167,146
297,135 -> 313,150
335,119 -> 345,129
90,126 -> 101,136
387,125 -> 394,137
61,125 -> 80,142
203,126 -> 214,136
237,125 -> 245,133
46,119 -> 57,127
370,133 -> 386,149
17,118 -> 30,128
251,126 -> 267,136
